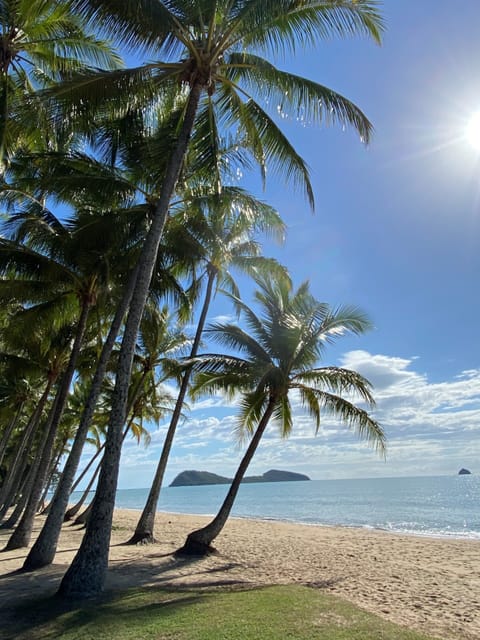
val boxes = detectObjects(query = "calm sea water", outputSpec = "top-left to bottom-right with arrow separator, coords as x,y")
72,475 -> 480,540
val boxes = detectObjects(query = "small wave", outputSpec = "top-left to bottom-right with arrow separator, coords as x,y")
375,523 -> 480,540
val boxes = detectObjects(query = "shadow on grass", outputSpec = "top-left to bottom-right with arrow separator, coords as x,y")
1,581 -> 272,640
1,588 -> 204,639
2,582 -> 441,640
0,551 -> 266,640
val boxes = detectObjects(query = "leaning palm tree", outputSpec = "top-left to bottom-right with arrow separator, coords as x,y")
127,186 -> 286,544
58,0 -> 384,598
0,318 -> 71,523
0,198 -> 143,549
16,135 -> 198,569
176,275 -> 385,555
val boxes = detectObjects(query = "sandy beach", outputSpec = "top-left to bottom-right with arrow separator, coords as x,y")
0,509 -> 479,640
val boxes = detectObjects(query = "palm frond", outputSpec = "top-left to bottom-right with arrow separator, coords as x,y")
238,1 -> 384,53
227,52 -> 373,144
236,387 -> 269,440
292,366 -> 375,405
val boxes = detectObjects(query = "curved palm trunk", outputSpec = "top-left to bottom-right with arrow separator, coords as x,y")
0,380 -> 53,518
63,443 -> 105,521
70,459 -> 101,524
39,440 -> 66,514
176,397 -> 276,556
4,300 -> 91,551
127,268 -> 217,545
0,400 -> 25,468
74,499 -> 93,527
69,442 -> 104,497
22,273 -> 137,571
58,82 -> 203,600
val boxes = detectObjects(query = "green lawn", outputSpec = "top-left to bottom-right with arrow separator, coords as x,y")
4,585 -> 439,640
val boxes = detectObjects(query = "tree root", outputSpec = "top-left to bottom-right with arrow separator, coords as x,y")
124,531 -> 157,545
174,538 -> 217,557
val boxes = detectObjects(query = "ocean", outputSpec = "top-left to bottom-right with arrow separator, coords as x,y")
71,474 -> 480,540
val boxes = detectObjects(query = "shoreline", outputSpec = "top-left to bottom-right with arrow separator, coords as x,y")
95,504 -> 480,542
0,508 -> 479,640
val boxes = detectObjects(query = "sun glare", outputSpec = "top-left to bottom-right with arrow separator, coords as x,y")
466,111 -> 480,150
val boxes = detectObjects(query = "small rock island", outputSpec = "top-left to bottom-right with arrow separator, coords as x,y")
170,469 -> 311,487
458,468 -> 472,475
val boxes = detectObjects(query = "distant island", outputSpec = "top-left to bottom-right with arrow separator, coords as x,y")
170,469 -> 311,487
458,468 -> 472,475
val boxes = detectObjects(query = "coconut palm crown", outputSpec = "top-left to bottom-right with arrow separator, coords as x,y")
193,275 -> 384,447
51,0 -> 384,205
0,0 -> 122,167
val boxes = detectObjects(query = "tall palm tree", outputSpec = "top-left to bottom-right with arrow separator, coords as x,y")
176,275 -> 385,555
127,186 -> 286,544
58,0 -> 383,598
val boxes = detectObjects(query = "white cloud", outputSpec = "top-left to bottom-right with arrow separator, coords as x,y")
90,350 -> 480,488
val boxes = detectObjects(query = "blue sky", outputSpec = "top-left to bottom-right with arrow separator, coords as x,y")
90,1 -> 480,489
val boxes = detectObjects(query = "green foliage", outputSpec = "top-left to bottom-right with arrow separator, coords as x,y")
0,0 -> 122,166
190,273 -> 385,453
4,585 -> 436,640
44,0 -> 384,206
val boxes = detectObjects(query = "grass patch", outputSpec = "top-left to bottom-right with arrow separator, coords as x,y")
4,585 -> 438,640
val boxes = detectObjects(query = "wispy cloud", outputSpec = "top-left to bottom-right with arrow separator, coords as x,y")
96,350 -> 480,488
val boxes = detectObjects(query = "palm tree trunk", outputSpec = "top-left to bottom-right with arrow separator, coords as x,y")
22,270 -> 137,571
73,499 -> 93,527
0,391 -> 55,527
0,381 -> 53,518
58,82 -> 203,599
39,438 -> 67,515
64,444 -> 105,521
0,396 -> 58,532
69,459 -> 101,524
0,400 -> 25,468
0,469 -> 31,530
176,397 -> 277,556
4,300 -> 91,551
127,267 -> 217,545
69,442 -> 104,497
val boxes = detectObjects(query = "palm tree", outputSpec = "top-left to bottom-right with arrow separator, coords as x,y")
127,186 -> 286,544
13,132 -> 198,569
176,275 -> 385,555
0,195 -> 144,549
0,0 -> 121,170
57,0 -> 383,597
22,299 -> 188,569
0,320 -> 70,523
